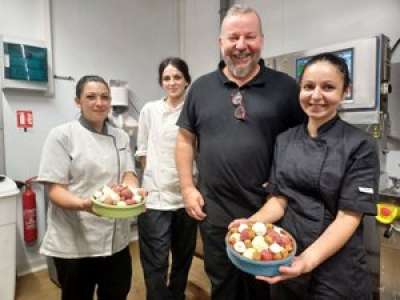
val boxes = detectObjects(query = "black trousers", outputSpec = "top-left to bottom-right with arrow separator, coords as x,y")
200,219 -> 270,300
138,208 -> 197,300
53,246 -> 132,300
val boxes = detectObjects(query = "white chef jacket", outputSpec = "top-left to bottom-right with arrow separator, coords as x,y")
37,117 -> 135,258
136,98 -> 195,210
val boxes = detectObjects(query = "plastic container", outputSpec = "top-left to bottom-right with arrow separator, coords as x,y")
225,230 -> 297,277
0,176 -> 19,300
92,199 -> 145,219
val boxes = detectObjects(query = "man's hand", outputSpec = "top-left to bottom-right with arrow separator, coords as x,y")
182,186 -> 207,221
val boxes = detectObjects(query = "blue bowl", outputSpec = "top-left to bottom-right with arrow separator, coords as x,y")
226,234 -> 296,277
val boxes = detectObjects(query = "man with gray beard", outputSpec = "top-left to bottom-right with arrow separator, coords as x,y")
176,4 -> 305,300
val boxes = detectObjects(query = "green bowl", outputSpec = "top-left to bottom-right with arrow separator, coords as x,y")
92,199 -> 145,219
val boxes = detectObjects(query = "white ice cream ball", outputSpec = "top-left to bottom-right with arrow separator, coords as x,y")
252,222 -> 267,236
133,194 -> 143,203
233,241 -> 247,253
273,226 -> 283,234
242,248 -> 256,259
103,185 -> 120,202
238,223 -> 249,233
129,187 -> 144,203
251,235 -> 269,251
269,242 -> 284,254
230,233 -> 241,244
92,190 -> 103,201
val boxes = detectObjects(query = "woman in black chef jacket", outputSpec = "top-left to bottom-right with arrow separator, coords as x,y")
230,52 -> 379,299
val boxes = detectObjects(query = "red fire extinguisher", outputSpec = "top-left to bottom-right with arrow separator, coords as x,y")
22,177 -> 38,244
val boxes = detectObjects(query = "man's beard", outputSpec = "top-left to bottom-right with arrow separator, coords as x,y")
224,52 -> 260,79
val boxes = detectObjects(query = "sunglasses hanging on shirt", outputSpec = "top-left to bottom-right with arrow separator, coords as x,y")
231,90 -> 247,121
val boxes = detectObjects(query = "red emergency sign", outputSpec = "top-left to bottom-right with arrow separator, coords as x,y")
17,110 -> 33,129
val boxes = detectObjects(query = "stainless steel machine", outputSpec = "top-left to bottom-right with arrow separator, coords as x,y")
266,34 -> 400,299
378,149 -> 400,299
266,34 -> 390,131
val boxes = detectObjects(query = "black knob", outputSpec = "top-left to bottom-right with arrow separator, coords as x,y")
384,225 -> 393,238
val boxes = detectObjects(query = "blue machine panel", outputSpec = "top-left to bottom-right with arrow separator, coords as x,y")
295,48 -> 354,99
4,42 -> 48,82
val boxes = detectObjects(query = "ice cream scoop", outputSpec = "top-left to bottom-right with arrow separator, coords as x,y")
252,222 -> 267,236
238,223 -> 249,233
252,235 -> 269,251
233,241 -> 247,253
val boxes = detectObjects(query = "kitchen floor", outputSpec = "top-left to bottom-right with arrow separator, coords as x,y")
15,241 -> 210,300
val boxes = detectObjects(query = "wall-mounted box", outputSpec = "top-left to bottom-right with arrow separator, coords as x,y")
0,36 -> 50,91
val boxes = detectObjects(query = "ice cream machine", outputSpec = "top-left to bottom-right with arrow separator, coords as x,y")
377,150 -> 400,299
377,151 -> 400,234
265,34 -> 391,130
266,34 -> 400,299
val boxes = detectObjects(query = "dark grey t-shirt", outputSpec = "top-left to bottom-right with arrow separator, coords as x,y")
177,60 -> 305,227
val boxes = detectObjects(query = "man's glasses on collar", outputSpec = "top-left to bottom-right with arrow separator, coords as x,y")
231,90 -> 246,121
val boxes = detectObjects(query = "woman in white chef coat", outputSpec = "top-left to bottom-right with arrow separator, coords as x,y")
38,75 -> 138,300
135,57 -> 197,300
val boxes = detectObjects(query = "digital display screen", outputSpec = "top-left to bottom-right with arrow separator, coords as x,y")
3,42 -> 48,82
296,48 -> 354,100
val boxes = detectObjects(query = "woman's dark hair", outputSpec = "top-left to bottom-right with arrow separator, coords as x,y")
158,57 -> 191,86
299,52 -> 351,91
75,75 -> 110,98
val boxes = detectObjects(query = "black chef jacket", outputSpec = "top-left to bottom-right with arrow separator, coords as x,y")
267,116 -> 379,299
